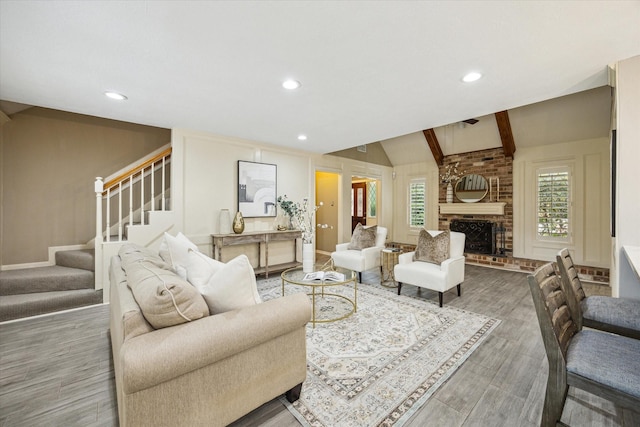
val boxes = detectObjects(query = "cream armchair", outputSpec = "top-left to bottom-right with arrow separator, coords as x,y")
394,230 -> 466,307
331,226 -> 387,283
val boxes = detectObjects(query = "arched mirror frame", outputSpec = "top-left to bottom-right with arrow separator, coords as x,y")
454,174 -> 489,203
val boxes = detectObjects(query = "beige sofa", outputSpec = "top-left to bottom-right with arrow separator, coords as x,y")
109,248 -> 311,427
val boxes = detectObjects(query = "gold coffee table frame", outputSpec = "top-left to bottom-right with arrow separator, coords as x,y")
281,264 -> 357,327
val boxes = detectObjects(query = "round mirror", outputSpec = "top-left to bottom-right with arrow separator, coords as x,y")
455,174 -> 488,203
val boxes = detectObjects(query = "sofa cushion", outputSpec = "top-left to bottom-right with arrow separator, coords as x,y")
415,229 -> 450,264
189,252 -> 262,314
120,245 -> 209,329
348,223 -> 378,250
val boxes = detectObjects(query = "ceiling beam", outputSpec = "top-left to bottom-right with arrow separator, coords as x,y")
494,110 -> 516,158
422,128 -> 444,165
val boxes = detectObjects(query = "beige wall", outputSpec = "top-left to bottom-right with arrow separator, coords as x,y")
1,107 -> 169,265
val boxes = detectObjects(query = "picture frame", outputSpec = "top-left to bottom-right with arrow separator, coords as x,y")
237,160 -> 277,218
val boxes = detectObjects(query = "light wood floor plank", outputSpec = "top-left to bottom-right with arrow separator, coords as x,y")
1,264 -> 638,426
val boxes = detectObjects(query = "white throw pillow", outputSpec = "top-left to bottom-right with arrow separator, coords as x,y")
159,232 -> 198,278
199,254 -> 262,314
185,249 -> 224,289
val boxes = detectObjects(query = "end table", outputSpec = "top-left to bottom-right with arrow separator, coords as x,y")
381,248 -> 402,288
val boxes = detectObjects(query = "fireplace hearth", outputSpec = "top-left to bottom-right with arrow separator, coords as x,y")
450,219 -> 505,255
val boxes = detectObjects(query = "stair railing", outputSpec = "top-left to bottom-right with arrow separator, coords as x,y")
94,146 -> 172,245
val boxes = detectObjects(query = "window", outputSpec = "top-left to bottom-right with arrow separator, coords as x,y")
409,179 -> 426,227
367,181 -> 377,217
537,168 -> 570,240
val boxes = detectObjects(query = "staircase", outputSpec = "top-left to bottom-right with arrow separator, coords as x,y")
0,144 -> 175,321
0,249 -> 102,322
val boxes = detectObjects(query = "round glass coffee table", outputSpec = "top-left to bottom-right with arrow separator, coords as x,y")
281,265 -> 357,327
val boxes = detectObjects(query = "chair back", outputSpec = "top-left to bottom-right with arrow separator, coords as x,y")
450,232 -> 465,257
528,263 -> 579,362
375,226 -> 387,248
556,248 -> 585,329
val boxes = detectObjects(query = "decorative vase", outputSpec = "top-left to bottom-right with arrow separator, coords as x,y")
219,209 -> 231,234
302,242 -> 314,273
446,182 -> 453,203
232,211 -> 245,234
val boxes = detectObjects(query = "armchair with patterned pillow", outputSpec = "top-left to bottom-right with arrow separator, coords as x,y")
331,224 -> 388,284
394,229 -> 466,307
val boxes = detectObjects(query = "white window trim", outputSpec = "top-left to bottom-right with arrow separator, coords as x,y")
535,165 -> 573,244
408,178 -> 426,228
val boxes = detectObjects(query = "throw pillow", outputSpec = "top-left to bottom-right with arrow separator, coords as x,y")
122,258 -> 210,329
415,229 -> 450,264
184,249 -> 224,289
198,254 -> 262,315
347,223 -> 378,250
159,232 -> 198,278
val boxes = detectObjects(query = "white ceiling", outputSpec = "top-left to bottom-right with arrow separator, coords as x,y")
1,1 -> 638,154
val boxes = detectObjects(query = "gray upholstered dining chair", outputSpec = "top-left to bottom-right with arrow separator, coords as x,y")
556,248 -> 640,339
527,263 -> 640,427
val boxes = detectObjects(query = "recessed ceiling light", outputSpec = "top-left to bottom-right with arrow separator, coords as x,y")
297,134 -> 307,141
462,72 -> 482,83
283,79 -> 301,90
104,91 -> 128,100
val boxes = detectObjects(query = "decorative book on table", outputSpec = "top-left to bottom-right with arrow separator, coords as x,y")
303,270 -> 346,282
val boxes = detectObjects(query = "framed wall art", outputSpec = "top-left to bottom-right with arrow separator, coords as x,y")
237,160 -> 277,218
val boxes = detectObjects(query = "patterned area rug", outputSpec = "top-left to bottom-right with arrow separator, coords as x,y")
257,277 -> 500,427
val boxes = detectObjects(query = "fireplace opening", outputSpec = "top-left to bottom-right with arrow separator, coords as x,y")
450,219 -> 506,255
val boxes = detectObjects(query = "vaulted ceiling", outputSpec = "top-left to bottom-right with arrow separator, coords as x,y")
1,2 -> 638,155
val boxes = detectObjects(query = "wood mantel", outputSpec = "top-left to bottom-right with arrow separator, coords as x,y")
439,202 -> 506,215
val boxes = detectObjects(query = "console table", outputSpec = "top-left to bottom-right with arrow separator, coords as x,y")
211,230 -> 302,278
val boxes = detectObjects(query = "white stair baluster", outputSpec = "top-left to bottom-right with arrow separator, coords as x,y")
161,157 -> 166,211
118,182 -> 123,241
106,187 -> 111,242
140,166 -> 145,225
129,174 -> 133,227
151,161 -> 155,211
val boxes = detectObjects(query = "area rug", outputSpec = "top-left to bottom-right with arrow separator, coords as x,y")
257,277 -> 500,427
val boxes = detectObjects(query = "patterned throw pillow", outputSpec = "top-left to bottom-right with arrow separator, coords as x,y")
415,230 -> 450,264
348,223 -> 378,250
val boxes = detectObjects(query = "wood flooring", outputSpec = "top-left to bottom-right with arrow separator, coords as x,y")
1,263 -> 637,427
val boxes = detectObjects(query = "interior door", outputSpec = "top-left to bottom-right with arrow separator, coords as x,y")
352,182 -> 366,231
315,171 -> 339,253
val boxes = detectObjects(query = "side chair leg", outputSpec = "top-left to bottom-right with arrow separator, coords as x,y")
397,282 -> 402,295
438,292 -> 443,307
357,272 -> 362,284
457,284 -> 461,296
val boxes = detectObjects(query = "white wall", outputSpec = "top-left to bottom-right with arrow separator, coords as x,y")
170,129 -> 394,266
313,154 -> 394,246
389,159 -> 440,245
171,129 -> 313,266
613,55 -> 640,299
513,137 -> 611,267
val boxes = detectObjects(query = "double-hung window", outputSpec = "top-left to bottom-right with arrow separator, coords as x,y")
409,178 -> 426,227
536,167 -> 570,241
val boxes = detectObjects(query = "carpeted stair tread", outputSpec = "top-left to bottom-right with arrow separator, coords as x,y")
55,249 -> 95,271
0,289 -> 103,322
0,266 -> 94,296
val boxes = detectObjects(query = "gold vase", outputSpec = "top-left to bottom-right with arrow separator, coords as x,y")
233,211 -> 245,234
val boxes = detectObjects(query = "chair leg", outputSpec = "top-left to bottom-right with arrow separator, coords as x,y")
357,272 -> 362,284
397,282 -> 402,295
540,372 -> 568,427
457,284 -> 461,296
438,292 -> 443,307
